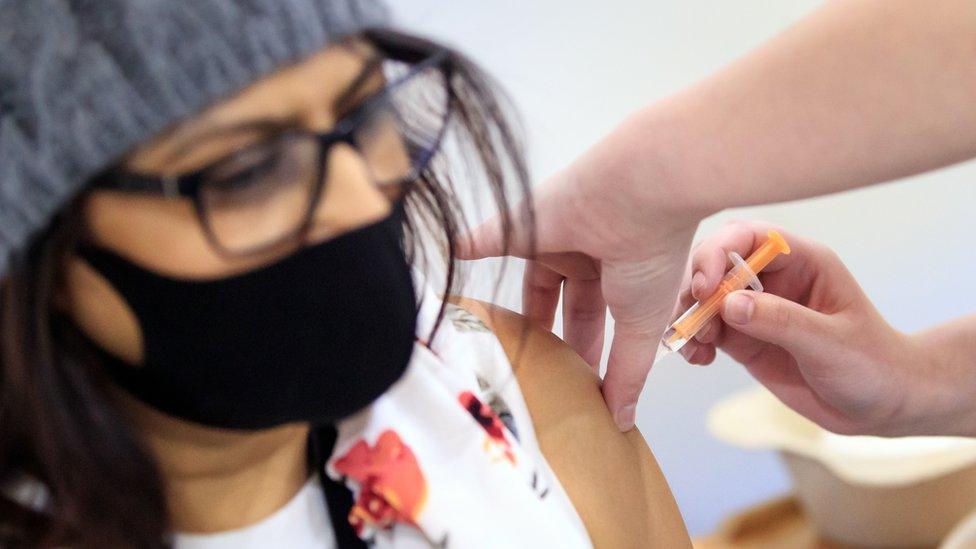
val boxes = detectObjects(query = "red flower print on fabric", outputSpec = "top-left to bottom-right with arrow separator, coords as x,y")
459,390 -> 516,465
333,430 -> 428,537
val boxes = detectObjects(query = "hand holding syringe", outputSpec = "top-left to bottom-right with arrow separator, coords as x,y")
656,229 -> 791,363
661,220 -> 964,437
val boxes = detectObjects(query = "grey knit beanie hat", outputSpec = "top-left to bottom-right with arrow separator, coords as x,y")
0,0 -> 389,276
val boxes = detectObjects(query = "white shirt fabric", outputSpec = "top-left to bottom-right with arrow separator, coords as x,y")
173,472 -> 336,549
322,287 -> 592,548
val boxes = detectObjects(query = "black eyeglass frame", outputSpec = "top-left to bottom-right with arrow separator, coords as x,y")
89,48 -> 453,257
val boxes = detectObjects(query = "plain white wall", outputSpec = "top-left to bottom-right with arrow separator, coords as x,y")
391,0 -> 976,536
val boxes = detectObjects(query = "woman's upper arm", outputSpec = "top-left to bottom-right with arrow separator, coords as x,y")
450,297 -> 691,548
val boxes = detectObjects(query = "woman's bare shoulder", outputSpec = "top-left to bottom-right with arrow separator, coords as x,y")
449,297 -> 690,548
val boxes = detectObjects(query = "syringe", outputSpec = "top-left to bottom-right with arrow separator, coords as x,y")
655,229 -> 791,363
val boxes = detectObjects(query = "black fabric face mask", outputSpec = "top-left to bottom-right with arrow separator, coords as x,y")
75,210 -> 417,430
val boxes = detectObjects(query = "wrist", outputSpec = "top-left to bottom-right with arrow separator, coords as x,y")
589,101 -> 719,224
896,329 -> 976,437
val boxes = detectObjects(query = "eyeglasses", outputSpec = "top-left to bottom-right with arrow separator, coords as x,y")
90,49 -> 451,257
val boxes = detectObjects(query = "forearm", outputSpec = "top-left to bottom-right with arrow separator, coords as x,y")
904,314 -> 976,436
597,0 -> 976,214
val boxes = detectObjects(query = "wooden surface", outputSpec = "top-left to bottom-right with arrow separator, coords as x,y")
694,496 -> 855,549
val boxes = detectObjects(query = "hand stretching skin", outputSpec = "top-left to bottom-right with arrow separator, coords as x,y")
459,0 -> 976,431
458,161 -> 704,432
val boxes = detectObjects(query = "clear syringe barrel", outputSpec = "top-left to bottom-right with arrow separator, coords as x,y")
661,229 -> 791,354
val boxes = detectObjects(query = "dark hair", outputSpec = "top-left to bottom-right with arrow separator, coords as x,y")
0,28 -> 530,548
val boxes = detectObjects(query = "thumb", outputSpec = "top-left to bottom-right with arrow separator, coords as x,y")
601,328 -> 657,431
457,171 -> 583,260
455,199 -> 541,260
721,290 -> 834,358
599,257 -> 682,431
455,214 -> 511,260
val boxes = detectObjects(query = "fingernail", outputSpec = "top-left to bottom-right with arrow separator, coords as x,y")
725,293 -> 755,325
692,271 -> 706,298
615,404 -> 637,431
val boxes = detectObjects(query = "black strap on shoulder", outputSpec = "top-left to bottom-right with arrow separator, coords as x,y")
307,424 -> 368,549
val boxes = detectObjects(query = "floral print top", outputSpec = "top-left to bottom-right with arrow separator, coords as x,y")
324,284 -> 592,548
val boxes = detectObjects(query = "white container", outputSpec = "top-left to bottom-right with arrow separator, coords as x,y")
943,508 -> 976,549
709,387 -> 976,548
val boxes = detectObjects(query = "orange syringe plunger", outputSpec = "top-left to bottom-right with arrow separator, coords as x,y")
662,229 -> 791,353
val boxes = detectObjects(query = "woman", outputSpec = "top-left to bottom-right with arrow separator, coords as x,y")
0,1 -> 687,547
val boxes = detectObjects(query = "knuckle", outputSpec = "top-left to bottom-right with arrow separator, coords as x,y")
770,300 -> 796,330
690,250 -> 709,271
525,281 -> 555,296
605,367 -> 650,399
614,318 -> 664,339
822,246 -> 843,267
565,305 -> 606,322
693,242 -> 721,270
810,241 -> 840,264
